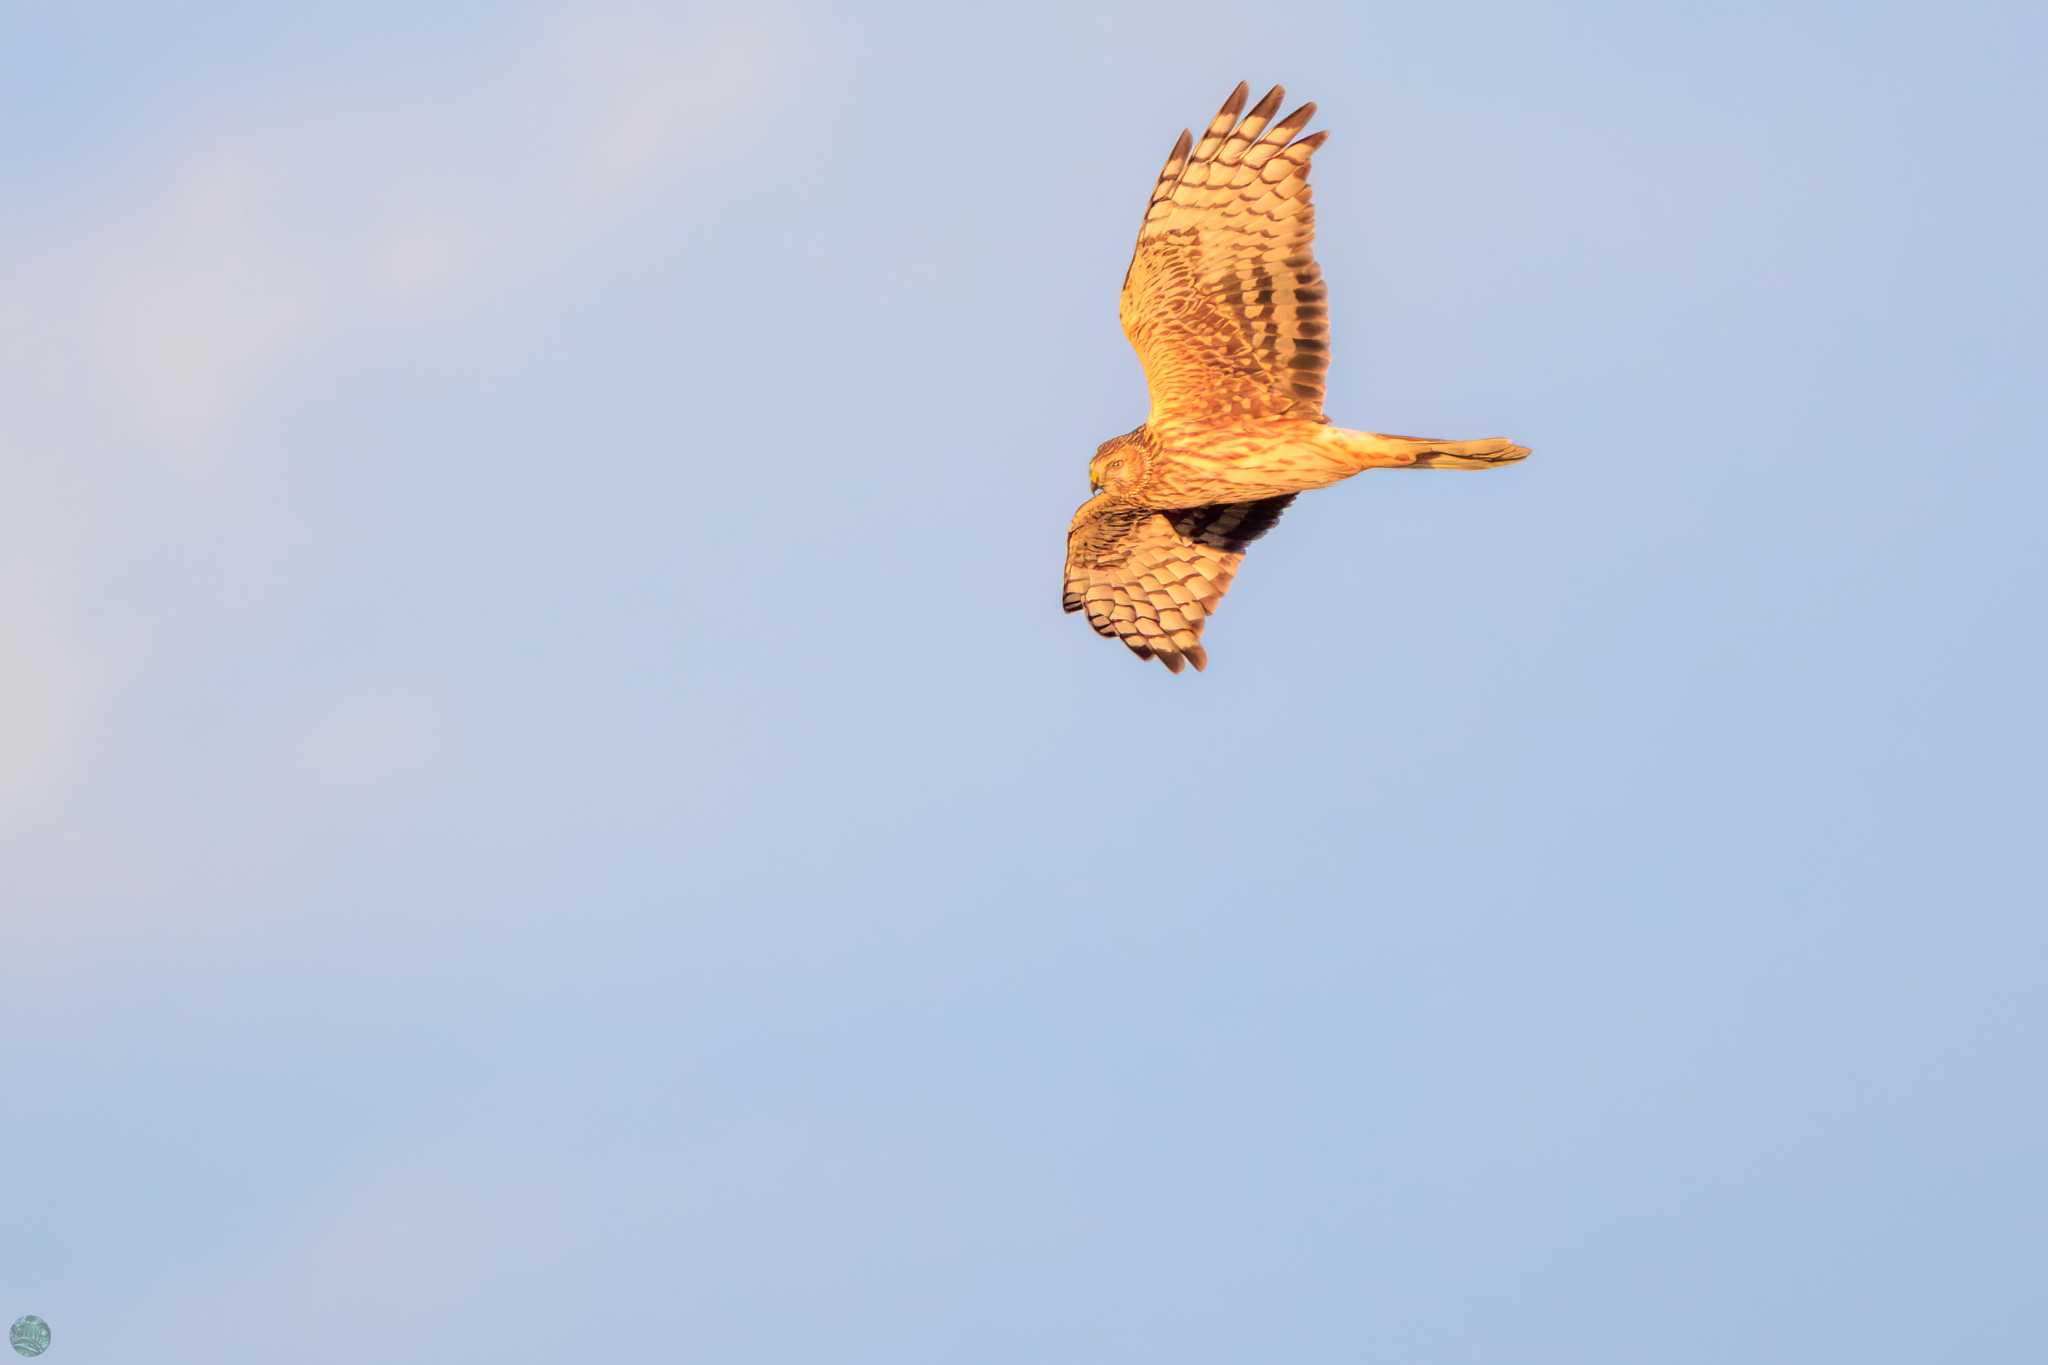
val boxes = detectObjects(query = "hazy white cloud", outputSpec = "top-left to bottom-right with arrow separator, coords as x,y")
89,155 -> 318,465
111,1149 -> 548,1363
21,6 -> 804,463
0,1 -> 810,945
568,14 -> 789,197
296,686 -> 444,792
367,212 -> 481,303
103,1105 -> 832,1363
0,551 -> 87,825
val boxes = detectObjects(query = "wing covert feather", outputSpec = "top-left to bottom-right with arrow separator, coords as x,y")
1063,493 -> 1294,673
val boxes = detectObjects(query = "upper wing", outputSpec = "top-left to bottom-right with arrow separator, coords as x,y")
1119,82 -> 1332,434
1063,493 -> 1294,673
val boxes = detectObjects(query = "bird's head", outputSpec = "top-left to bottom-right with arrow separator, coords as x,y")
1089,430 -> 1147,495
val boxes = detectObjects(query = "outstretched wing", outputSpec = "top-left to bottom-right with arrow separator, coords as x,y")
1120,82 -> 1332,434
1063,494 -> 1294,673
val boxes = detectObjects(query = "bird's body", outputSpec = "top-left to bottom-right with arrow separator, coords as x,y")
1063,82 -> 1529,673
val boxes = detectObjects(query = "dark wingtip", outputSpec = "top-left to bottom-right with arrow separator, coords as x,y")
1272,100 -> 1317,140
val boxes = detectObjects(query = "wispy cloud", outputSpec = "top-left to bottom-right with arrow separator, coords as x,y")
0,551 -> 86,823
296,685 -> 445,792
0,2 -> 811,928
15,6 -> 805,461
87,155 -> 319,464
568,13 -> 790,197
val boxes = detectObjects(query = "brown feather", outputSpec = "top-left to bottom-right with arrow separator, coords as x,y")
1119,84 -> 1334,429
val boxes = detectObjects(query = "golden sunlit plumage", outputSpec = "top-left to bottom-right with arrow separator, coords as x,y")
1064,82 -> 1529,674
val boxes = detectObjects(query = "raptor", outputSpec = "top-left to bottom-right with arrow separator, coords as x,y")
1063,81 -> 1529,672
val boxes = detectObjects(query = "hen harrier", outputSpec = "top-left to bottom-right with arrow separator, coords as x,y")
1064,82 -> 1528,673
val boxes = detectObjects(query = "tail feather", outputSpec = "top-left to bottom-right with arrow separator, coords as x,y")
1328,427 -> 1531,471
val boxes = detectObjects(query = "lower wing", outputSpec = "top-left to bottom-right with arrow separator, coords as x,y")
1062,494 -> 1293,673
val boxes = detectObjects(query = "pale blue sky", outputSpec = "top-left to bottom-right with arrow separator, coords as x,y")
4,1 -> 2044,1361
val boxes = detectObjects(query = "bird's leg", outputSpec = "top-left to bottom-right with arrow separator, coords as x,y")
1338,430 -> 1530,470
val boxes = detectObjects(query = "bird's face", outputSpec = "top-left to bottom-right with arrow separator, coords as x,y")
1089,435 -> 1145,495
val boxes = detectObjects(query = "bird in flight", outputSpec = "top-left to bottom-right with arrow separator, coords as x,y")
1063,82 -> 1529,673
